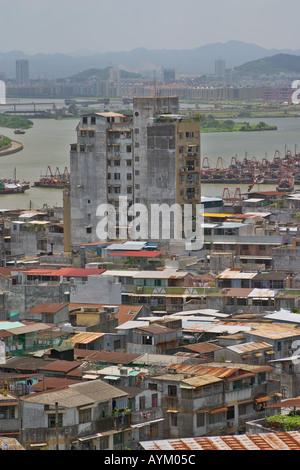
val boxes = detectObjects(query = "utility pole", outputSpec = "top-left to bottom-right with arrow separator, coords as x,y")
55,402 -> 59,450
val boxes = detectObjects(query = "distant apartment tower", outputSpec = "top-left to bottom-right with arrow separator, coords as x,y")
162,67 -> 176,83
70,96 -> 201,245
16,58 -> 29,85
0,81 -> 5,104
109,67 -> 120,84
215,57 -> 225,80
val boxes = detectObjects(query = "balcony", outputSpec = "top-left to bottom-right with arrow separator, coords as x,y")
0,418 -> 21,433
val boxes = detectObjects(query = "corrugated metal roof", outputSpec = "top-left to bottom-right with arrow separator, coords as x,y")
181,374 -> 223,387
228,341 -> 273,354
248,288 -> 277,298
115,320 -> 149,330
70,332 -> 105,345
139,432 -> 300,450
24,268 -> 106,277
247,324 -> 300,340
21,378 -> 128,408
109,250 -> 164,258
28,303 -> 68,314
216,269 -> 257,279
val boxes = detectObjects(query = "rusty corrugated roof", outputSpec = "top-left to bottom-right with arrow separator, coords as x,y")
140,432 -> 300,450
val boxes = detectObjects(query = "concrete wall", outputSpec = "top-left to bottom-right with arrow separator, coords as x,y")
4,281 -> 68,318
70,275 -> 121,305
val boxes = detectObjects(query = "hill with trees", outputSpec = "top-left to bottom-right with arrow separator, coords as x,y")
234,53 -> 300,77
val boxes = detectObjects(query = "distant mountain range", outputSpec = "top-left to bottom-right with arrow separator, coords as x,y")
1,41 -> 300,79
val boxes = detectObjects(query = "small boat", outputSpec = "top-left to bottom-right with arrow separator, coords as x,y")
0,168 -> 30,194
0,181 -> 30,194
14,129 -> 25,134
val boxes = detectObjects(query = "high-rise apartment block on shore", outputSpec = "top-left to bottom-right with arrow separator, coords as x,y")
16,59 -> 29,86
69,96 -> 201,246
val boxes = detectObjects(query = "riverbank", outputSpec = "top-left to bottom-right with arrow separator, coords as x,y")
0,140 -> 23,156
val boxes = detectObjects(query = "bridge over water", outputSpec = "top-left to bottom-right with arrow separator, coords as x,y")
0,101 -> 58,117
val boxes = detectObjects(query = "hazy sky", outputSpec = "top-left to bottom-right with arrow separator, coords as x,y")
1,0 -> 299,55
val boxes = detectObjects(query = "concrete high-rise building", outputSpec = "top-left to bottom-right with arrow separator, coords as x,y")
0,81 -> 5,104
70,96 -> 201,246
16,58 -> 29,85
215,57 -> 225,80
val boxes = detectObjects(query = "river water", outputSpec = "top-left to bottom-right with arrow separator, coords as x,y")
0,99 -> 299,209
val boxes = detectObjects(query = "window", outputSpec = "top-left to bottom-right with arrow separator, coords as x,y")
233,379 -> 242,390
99,436 -> 109,450
197,413 -> 205,427
135,156 -> 140,162
114,160 -> 120,166
91,117 -> 96,125
135,142 -> 139,148
99,402 -> 109,419
48,413 -> 63,428
126,145 -> 132,152
114,339 -> 121,349
86,227 -> 92,234
142,335 -> 152,345
135,170 -> 140,176
82,117 -> 87,124
168,385 -> 177,397
0,406 -> 15,420
127,186 -> 132,194
113,433 -> 124,445
127,173 -> 132,180
126,160 -> 132,166
135,184 -> 140,189
79,408 -> 92,424
89,131 -> 94,137
170,413 -> 178,427
114,173 -> 121,180
208,412 -> 224,425
148,383 -> 157,391
139,396 -> 146,410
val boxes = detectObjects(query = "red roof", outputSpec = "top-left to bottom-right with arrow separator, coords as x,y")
109,250 -> 164,258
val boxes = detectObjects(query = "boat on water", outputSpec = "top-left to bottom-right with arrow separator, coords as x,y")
0,168 -> 30,194
276,166 -> 294,192
34,166 -> 70,189
13,129 -> 25,134
201,149 -> 300,188
0,180 -> 30,194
